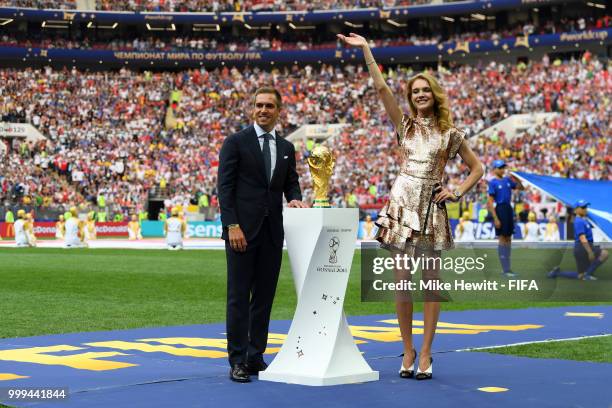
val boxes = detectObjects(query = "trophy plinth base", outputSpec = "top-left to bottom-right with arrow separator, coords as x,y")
312,199 -> 331,208
260,208 -> 379,386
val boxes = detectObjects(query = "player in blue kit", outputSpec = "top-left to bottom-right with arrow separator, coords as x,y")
487,160 -> 524,277
548,200 -> 609,280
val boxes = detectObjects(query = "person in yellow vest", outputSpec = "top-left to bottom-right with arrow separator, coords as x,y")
128,214 -> 142,241
25,213 -> 37,247
97,210 -> 107,223
5,209 -> 15,239
55,214 -> 65,240
478,207 -> 488,223
84,212 -> 97,243
138,210 -> 148,224
198,194 -> 209,209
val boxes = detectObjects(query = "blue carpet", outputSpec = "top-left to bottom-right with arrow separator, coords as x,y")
0,306 -> 610,408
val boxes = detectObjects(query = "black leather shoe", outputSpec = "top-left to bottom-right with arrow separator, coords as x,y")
399,349 -> 417,379
245,360 -> 268,376
229,364 -> 251,383
415,357 -> 433,381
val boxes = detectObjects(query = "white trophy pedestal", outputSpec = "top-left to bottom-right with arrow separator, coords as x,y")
259,208 -> 379,386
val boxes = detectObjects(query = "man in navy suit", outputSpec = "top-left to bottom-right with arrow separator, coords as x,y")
217,87 -> 307,382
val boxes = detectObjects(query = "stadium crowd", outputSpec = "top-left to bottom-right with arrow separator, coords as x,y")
1,53 -> 610,218
0,34 -> 437,53
1,15 -> 608,53
0,0 -> 75,8
0,0 -> 428,12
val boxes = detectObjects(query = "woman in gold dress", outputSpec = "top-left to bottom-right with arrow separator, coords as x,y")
339,33 -> 484,380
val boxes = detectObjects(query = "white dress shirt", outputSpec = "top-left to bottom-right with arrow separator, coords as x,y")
254,122 -> 277,179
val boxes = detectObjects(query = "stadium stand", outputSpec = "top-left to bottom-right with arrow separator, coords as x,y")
1,15 -> 606,52
0,0 -> 429,11
1,55 -> 609,218
0,0 -> 609,221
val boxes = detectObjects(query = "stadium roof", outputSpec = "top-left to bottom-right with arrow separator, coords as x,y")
0,0 -> 571,26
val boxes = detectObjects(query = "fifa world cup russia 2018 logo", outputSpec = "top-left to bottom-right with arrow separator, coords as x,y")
329,236 -> 340,264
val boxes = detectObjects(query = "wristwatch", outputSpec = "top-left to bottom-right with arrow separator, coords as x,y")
453,190 -> 463,200
227,224 -> 240,229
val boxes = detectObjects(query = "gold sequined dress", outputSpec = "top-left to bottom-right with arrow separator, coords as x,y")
375,115 -> 465,252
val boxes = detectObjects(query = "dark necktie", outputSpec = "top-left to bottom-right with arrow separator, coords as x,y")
262,133 -> 271,182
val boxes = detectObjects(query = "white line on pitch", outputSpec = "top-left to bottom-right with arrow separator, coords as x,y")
453,333 -> 612,352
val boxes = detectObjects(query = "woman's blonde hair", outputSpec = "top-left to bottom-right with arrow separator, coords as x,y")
406,72 -> 453,133
528,212 -> 537,222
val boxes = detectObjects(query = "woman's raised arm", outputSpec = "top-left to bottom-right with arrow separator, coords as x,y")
337,33 -> 403,129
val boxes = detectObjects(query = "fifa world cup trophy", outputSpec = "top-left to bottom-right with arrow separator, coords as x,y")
307,145 -> 335,208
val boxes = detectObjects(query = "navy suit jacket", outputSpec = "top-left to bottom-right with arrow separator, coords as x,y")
217,125 -> 302,246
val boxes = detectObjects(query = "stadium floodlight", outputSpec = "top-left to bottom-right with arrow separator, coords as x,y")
193,24 -> 220,32
87,22 -> 118,29
441,16 -> 455,23
386,19 -> 407,28
586,2 -> 606,8
289,22 -> 316,30
344,21 -> 363,28
41,20 -> 70,29
146,23 -> 176,31
0,18 -> 13,26
471,13 -> 486,21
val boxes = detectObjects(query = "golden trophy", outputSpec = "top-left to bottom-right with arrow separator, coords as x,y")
307,145 -> 335,208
